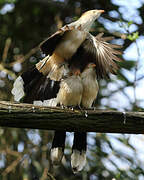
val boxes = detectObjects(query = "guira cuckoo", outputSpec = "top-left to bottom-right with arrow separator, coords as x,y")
11,9 -> 122,173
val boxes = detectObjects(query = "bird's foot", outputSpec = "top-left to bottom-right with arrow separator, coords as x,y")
90,106 -> 97,111
76,106 -> 88,117
68,106 -> 76,111
60,105 -> 67,109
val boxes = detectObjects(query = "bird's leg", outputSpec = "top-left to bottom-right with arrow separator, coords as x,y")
68,105 -> 82,112
78,105 -> 88,117
57,103 -> 67,109
93,106 -> 96,111
60,105 -> 68,109
68,105 -> 88,117
68,105 -> 75,111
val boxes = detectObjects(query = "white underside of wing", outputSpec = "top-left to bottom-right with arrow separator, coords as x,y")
51,147 -> 64,165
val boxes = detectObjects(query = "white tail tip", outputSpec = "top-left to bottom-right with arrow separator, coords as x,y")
51,147 -> 64,165
71,150 -> 86,173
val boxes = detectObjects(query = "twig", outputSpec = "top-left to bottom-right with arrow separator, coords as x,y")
2,156 -> 22,176
136,75 -> 144,82
134,40 -> 141,108
40,168 -> 56,180
47,172 -> 56,180
2,38 -> 12,62
0,64 -> 16,79
118,21 -> 140,108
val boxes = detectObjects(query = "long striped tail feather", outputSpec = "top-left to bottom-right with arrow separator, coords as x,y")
51,131 -> 66,165
71,132 -> 87,173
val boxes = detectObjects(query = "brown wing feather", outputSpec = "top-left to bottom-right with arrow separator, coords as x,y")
39,25 -> 74,55
80,33 -> 123,78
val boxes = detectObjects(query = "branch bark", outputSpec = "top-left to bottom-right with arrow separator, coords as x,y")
0,101 -> 144,134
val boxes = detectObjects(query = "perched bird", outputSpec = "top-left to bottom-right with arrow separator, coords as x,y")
56,68 -> 83,107
81,63 -> 99,108
11,9 -> 123,173
71,63 -> 99,173
51,67 -> 83,165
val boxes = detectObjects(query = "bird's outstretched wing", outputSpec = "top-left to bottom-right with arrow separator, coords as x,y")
78,33 -> 123,78
40,25 -> 77,55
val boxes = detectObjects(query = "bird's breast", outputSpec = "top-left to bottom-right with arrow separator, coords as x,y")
56,75 -> 83,106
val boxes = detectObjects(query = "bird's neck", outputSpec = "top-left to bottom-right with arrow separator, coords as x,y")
82,69 -> 96,80
77,17 -> 96,32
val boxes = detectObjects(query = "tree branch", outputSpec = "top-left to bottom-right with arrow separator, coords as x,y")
0,101 -> 144,134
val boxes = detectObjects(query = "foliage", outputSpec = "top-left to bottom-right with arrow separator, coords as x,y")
0,0 -> 144,179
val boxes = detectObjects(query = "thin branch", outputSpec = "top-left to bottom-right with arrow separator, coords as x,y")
2,38 -> 12,62
134,40 -> 141,108
47,172 -> 56,180
136,75 -> 144,82
2,156 -> 22,176
0,64 -> 16,79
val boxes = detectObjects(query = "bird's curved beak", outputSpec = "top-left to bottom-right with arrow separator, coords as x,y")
91,63 -> 96,67
98,10 -> 105,13
74,69 -> 81,76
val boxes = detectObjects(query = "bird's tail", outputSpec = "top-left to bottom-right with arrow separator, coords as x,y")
51,131 -> 66,165
11,54 -> 65,104
11,66 -> 43,102
71,132 -> 87,173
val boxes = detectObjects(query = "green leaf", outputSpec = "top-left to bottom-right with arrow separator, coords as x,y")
127,32 -> 139,41
128,21 -> 133,27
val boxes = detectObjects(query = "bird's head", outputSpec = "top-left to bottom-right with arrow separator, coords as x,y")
69,68 -> 81,76
81,63 -> 96,78
81,10 -> 104,20
78,9 -> 104,31
87,63 -> 96,69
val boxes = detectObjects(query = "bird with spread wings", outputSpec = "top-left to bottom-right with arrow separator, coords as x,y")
11,9 -> 123,173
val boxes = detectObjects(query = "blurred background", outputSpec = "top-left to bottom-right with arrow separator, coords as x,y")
0,0 -> 144,179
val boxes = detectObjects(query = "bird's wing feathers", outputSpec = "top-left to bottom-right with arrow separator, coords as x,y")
40,25 -> 76,55
81,33 -> 123,78
12,64 -> 63,104
23,76 -> 60,104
